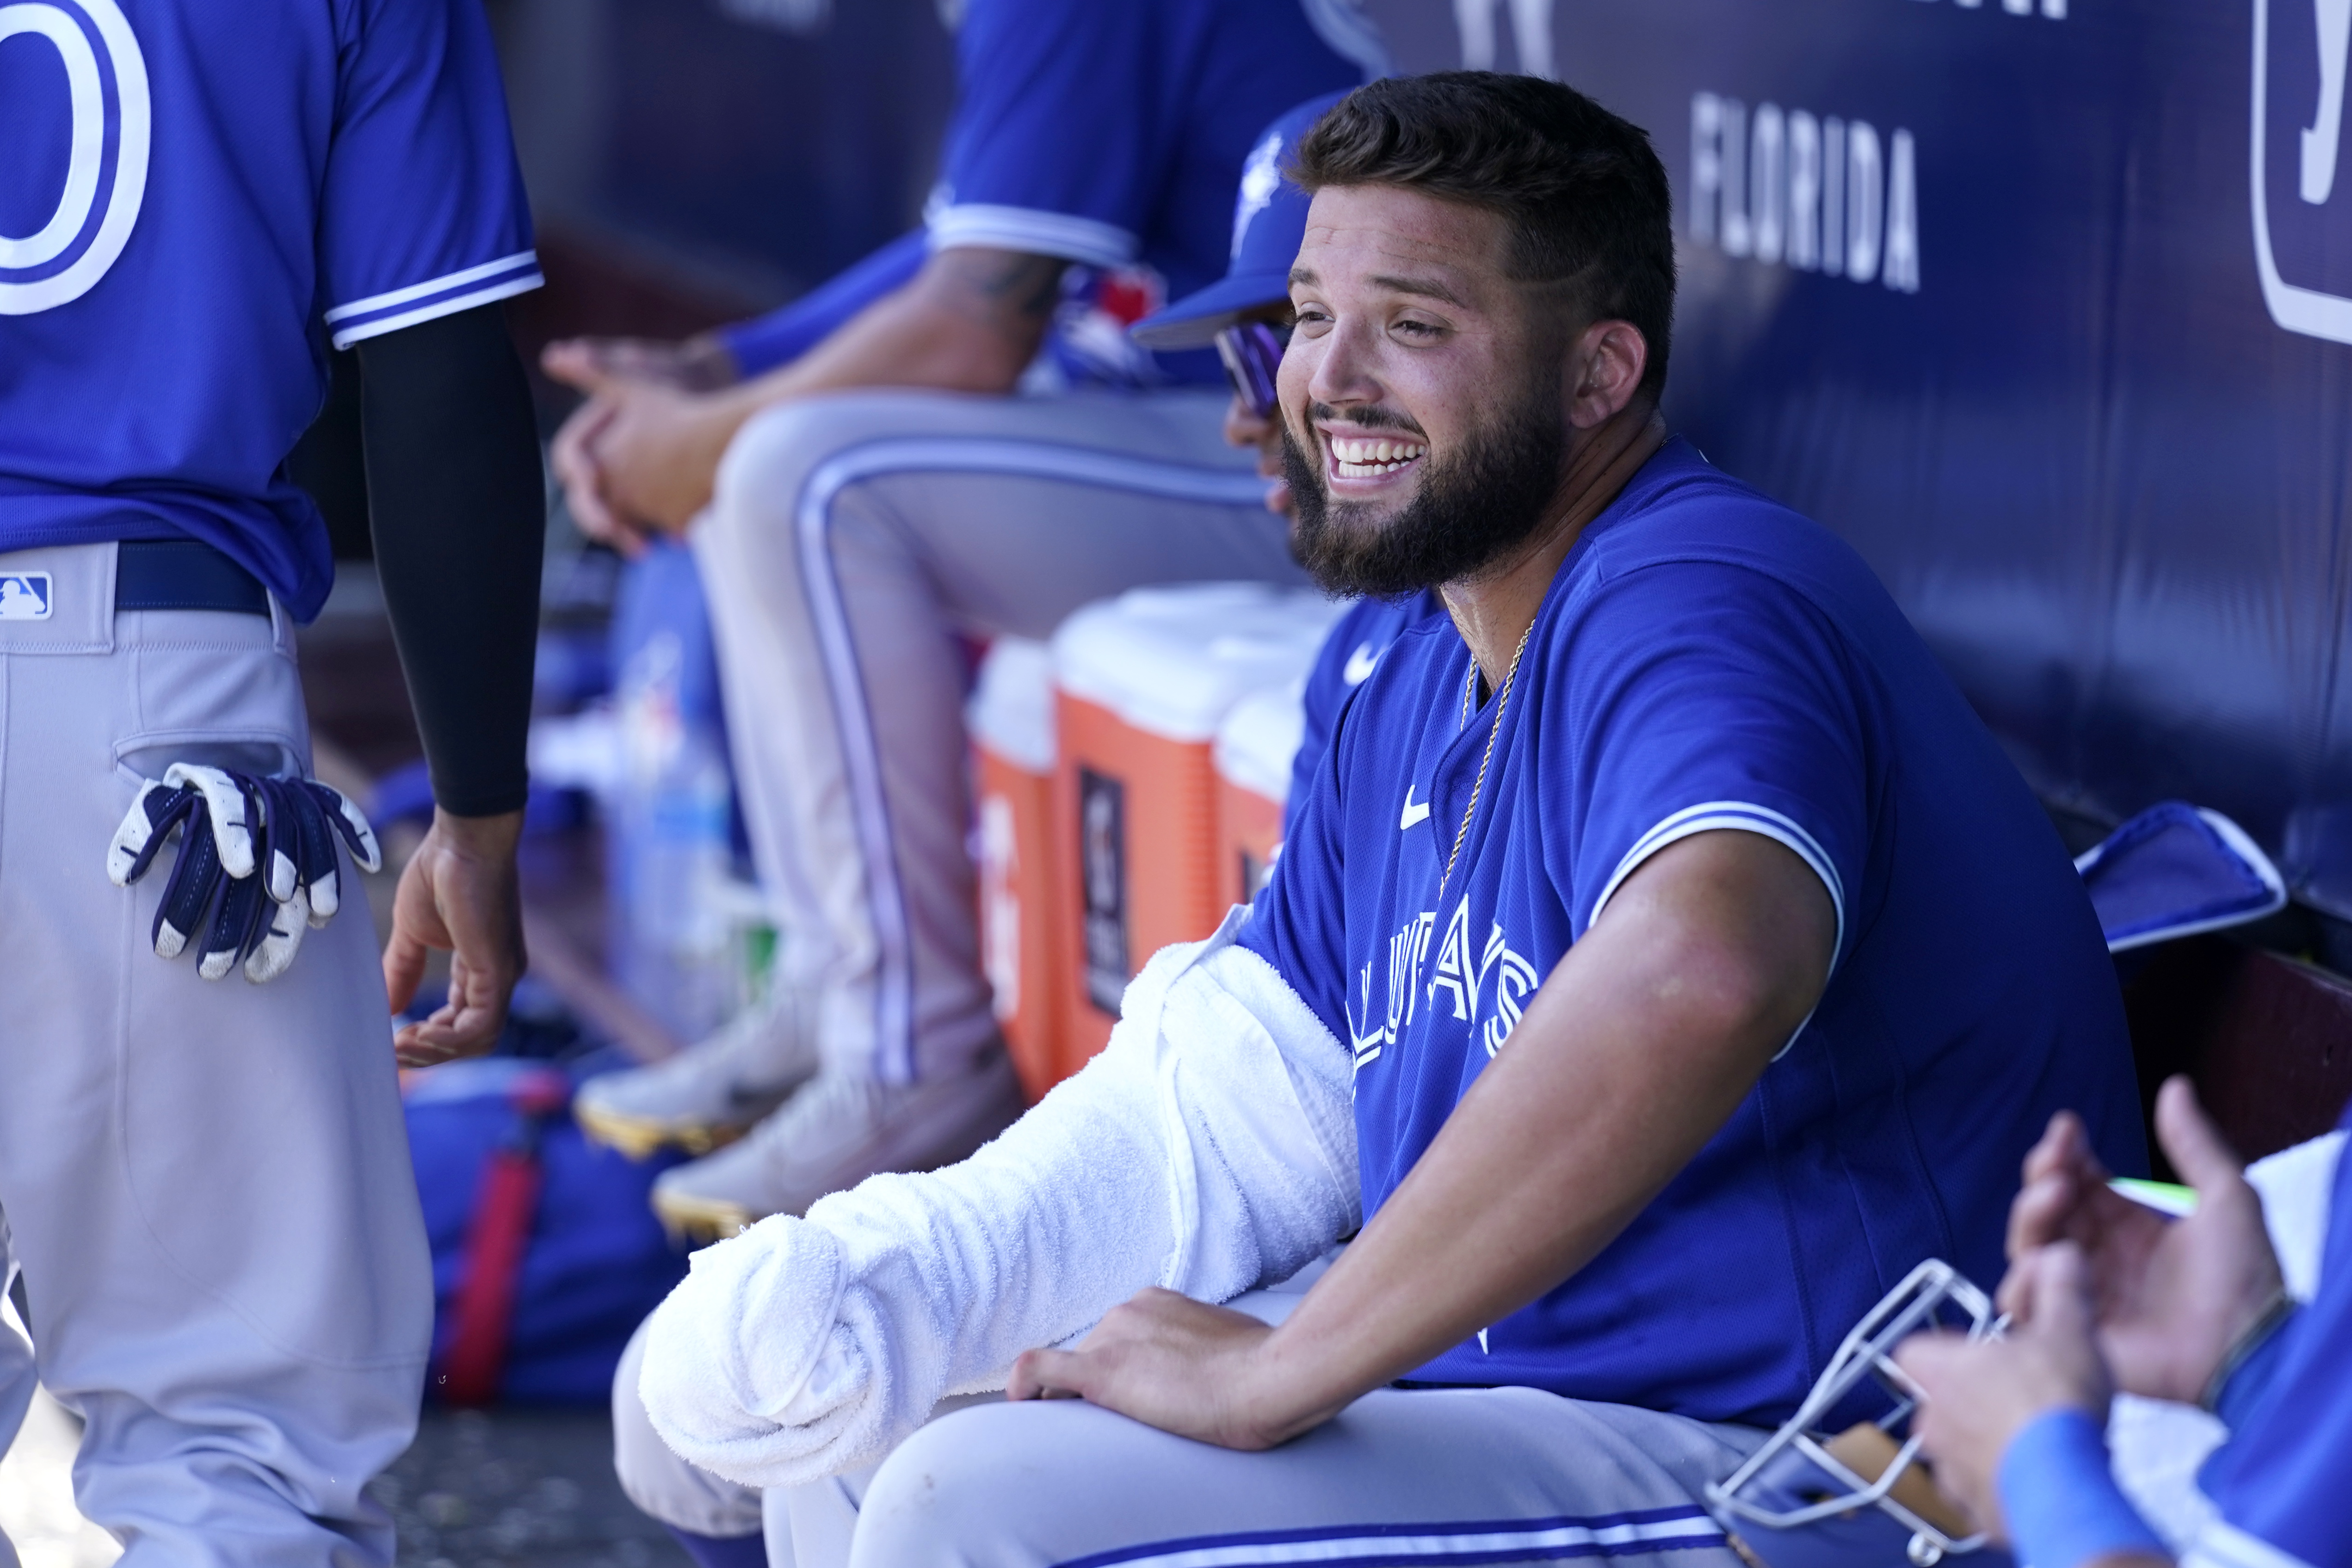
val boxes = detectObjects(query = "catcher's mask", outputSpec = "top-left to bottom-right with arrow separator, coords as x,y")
1704,1259 -> 2016,1568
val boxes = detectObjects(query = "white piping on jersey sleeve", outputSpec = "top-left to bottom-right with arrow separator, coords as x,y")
2186,1520 -> 2318,1568
324,250 -> 543,349
1588,801 -> 1848,966
925,204 -> 1136,269
1587,803 -> 1846,1061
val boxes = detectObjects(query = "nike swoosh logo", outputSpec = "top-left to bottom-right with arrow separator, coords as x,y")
1342,641 -> 1380,685
1400,788 -> 1431,830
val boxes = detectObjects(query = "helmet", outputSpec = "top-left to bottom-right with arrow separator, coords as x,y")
1704,1259 -> 2017,1568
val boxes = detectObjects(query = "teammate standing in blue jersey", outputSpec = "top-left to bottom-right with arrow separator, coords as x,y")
621,74 -> 2148,1567
1894,1077 -> 2349,1568
0,0 -> 544,1559
549,0 -> 1387,1234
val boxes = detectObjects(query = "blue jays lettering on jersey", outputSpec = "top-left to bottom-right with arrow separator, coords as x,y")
2194,1101 -> 2352,1568
1243,438 -> 2146,1426
925,0 -> 1378,387
1288,590 -> 1445,838
0,0 -> 538,621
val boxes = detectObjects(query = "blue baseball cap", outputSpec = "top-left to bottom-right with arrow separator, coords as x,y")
1129,91 -> 1349,351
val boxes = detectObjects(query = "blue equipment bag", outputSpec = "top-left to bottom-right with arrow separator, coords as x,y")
406,1056 -> 689,1405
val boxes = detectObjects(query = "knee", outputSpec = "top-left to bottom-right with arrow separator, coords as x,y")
610,1319 -> 672,1512
612,1315 -> 764,1536
849,1402 -> 1071,1567
707,397 -> 890,561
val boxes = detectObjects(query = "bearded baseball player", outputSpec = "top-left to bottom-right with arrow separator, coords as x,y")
0,0 -> 542,1560
622,74 -> 2149,1567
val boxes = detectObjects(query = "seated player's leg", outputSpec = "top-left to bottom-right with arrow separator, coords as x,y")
841,1386 -> 1761,1568
0,552 -> 430,1568
611,1318 -> 768,1562
631,387 -> 1300,1232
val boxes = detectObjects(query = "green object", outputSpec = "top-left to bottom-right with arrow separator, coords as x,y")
2111,1177 -> 2197,1216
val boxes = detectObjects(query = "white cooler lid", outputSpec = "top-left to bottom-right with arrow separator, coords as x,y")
966,636 -> 1056,773
1051,584 -> 1345,743
1215,680 -> 1306,805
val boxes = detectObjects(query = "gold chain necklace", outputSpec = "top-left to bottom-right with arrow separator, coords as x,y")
1436,617 -> 1537,904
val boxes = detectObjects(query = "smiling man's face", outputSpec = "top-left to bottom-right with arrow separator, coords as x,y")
1278,183 -> 1570,597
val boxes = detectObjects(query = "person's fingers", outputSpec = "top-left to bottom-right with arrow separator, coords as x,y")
1994,1246 -> 2039,1322
2006,1166 -> 2077,1263
553,404 -> 642,551
448,927 -> 521,1032
394,1000 -> 502,1066
2154,1075 -> 2245,1193
2027,1242 -> 2097,1342
393,944 -> 510,1064
1007,1347 -> 1086,1401
2019,1110 -> 2080,1186
540,339 -> 620,393
1891,1327 -> 1969,1402
2005,1243 -> 2047,1327
382,921 -> 430,1018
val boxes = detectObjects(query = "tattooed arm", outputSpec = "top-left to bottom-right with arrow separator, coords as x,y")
546,247 -> 1068,536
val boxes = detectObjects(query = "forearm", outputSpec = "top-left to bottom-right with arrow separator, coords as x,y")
701,247 -> 1062,440
715,228 -> 930,378
355,303 -> 543,815
1246,833 -> 1831,1439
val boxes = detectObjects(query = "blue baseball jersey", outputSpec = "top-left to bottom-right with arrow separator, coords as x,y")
0,0 -> 539,622
927,0 -> 1377,388
2193,1104 -> 2352,1568
1242,438 -> 2147,1425
1288,590 -> 1446,839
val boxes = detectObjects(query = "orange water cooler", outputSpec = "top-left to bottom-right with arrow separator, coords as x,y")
1213,681 -> 1307,909
966,637 -> 1064,1102
1050,586 -> 1343,1075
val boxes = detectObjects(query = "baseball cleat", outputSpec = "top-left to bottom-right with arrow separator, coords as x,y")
650,1047 -> 1026,1241
575,985 -> 821,1159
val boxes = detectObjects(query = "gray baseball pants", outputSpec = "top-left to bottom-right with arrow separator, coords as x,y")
691,388 -> 1303,1087
613,1280 -> 1763,1568
0,543 -> 431,1568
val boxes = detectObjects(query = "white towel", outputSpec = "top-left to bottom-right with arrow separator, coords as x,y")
637,911 -> 1360,1489
2246,1127 -> 2343,1302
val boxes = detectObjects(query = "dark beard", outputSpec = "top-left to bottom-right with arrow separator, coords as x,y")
1283,380 -> 1566,599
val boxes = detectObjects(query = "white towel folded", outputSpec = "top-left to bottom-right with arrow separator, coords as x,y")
637,911 -> 1361,1489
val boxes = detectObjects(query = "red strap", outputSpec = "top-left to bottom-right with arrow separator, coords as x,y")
437,1146 -> 543,1406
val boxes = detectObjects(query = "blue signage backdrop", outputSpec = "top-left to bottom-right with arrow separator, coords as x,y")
1381,0 -> 2352,924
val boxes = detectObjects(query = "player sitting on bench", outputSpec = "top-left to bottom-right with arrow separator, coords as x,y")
625,73 -> 2149,1568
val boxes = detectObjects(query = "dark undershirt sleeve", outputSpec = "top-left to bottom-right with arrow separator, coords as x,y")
353,302 -> 542,817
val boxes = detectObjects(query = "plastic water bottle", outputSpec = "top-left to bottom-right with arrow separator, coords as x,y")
636,731 -> 736,1042
611,630 -> 737,1043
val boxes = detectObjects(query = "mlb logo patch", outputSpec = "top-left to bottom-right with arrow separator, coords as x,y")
0,574 -> 52,621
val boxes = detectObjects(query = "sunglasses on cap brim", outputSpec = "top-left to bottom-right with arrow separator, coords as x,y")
1214,321 -> 1291,420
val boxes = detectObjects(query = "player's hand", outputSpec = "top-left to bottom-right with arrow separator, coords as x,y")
2002,1078 -> 2283,1403
1007,1289 -> 1315,1450
543,335 -> 741,552
384,807 -> 526,1067
544,333 -> 742,395
549,394 -> 649,556
1895,1242 -> 2113,1544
